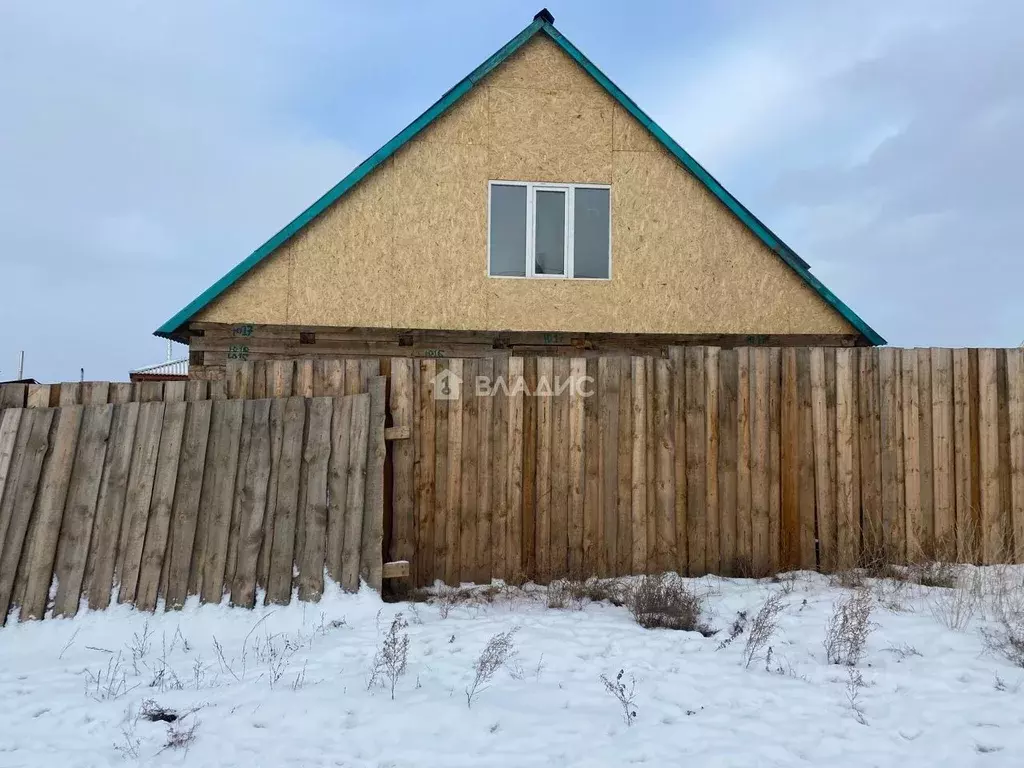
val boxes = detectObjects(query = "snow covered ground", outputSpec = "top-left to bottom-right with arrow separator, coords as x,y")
3,568 -> 1024,767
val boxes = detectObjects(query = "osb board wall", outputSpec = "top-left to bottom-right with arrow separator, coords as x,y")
196,35 -> 854,338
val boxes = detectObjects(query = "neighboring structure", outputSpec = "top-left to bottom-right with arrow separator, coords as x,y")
130,341 -> 188,382
156,9 -> 884,379
129,359 -> 188,383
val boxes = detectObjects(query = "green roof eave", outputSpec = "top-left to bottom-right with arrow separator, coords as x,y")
156,15 -> 885,346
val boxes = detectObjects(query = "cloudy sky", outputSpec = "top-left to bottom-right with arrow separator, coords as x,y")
1,0 -> 1021,382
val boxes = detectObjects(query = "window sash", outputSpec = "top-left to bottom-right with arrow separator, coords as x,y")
488,181 -> 611,280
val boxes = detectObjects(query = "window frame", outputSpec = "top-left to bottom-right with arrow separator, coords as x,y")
487,180 -> 612,280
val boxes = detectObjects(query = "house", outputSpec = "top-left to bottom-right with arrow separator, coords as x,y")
155,9 -> 884,379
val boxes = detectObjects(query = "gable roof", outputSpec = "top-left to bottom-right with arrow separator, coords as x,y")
156,9 -> 885,345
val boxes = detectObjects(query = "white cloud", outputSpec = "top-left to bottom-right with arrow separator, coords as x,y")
638,0 -> 1023,346
0,1 -> 361,380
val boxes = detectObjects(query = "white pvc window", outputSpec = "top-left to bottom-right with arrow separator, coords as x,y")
488,181 -> 611,279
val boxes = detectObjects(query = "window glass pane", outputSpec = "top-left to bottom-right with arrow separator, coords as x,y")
573,187 -> 610,278
534,189 -> 566,275
489,184 -> 527,276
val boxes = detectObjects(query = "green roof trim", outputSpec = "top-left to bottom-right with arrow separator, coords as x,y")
156,14 -> 885,346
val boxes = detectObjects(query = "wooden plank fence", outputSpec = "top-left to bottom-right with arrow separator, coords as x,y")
0,386 -> 385,624
0,359 -> 382,410
386,347 -> 1024,585
3,346 -> 1023,611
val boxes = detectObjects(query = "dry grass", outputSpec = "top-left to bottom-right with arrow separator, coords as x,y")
626,574 -> 714,636
466,628 -> 520,709
743,592 -> 786,669
823,589 -> 874,666
547,578 -> 625,610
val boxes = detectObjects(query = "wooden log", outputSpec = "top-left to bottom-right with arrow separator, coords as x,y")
930,348 -> 956,561
879,348 -> 905,563
58,382 -> 82,406
581,357 -> 599,577
616,356 -> 633,576
0,409 -> 24,529
109,383 -> 134,405
52,406 -> 110,617
383,560 -> 411,579
20,407 -> 82,620
164,400 -> 212,608
0,384 -> 27,408
857,348 -> 882,564
704,348 -> 720,574
917,348 -> 935,557
266,397 -> 306,601
135,402 -> 187,611
417,360 -> 437,585
84,403 -> 139,609
460,359 -> 479,583
434,364 -> 450,584
255,398 -> 285,595
224,400 -> 254,590
116,402 -> 166,605
26,384 -> 54,409
226,399 -> 272,607
644,357 -> 656,573
0,409 -> 54,622
326,396 -> 354,585
522,358 -> 537,580
550,358 -> 570,579
598,357 -> 620,577
272,360 -> 295,398
185,379 -> 208,402
507,357 -> 525,580
297,397 -> 332,601
736,349 -> 753,571
978,349 -> 1004,563
718,349 -> 739,574
491,357 -> 510,582
901,350 -> 923,561
768,348 -> 782,573
226,361 -> 252,400
796,348 -> 817,569
629,357 -> 647,574
341,393 -> 370,592
835,349 -> 859,570
477,358 -> 495,584
670,348 -> 687,576
535,358 -> 553,581
751,348 -> 772,575
362,377 -> 387,591
684,348 -> 706,575
780,349 -> 799,571
136,381 -> 164,403
161,381 -> 185,403
198,399 -> 244,603
654,356 -> 676,573
952,349 -> 976,562
1005,348 -> 1024,564
296,360 -> 314,398
344,360 -> 361,396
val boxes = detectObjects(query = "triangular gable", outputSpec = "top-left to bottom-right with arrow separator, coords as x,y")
156,9 -> 885,345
